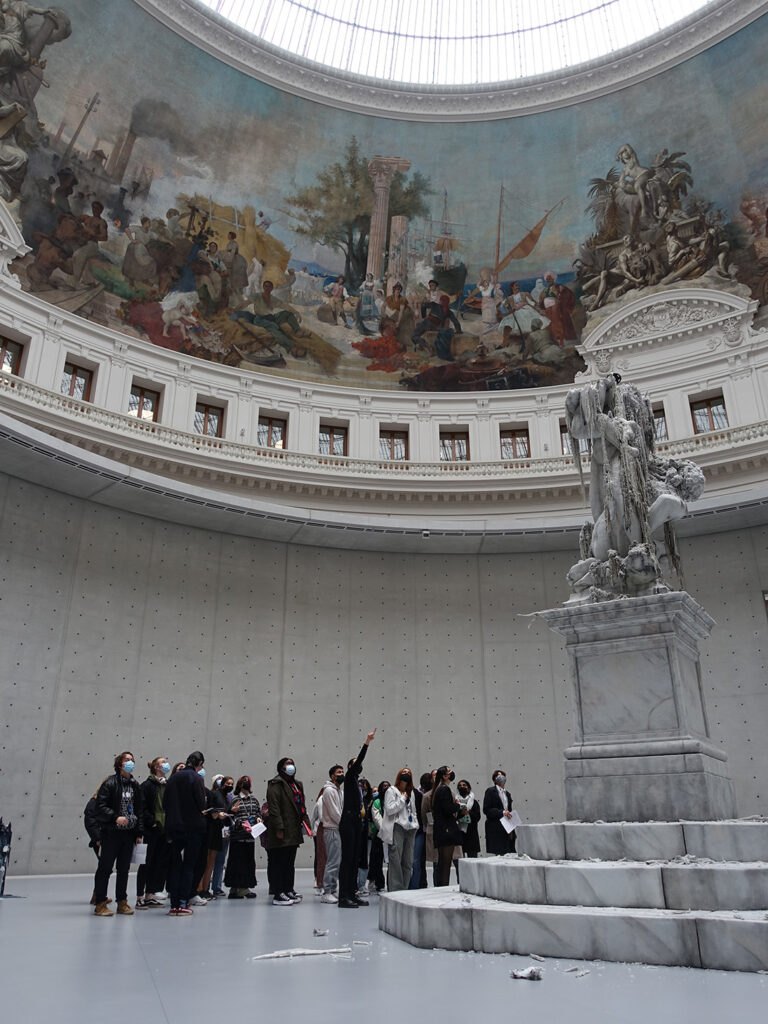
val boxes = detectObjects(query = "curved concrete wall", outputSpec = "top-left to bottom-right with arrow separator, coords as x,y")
1,469 -> 766,874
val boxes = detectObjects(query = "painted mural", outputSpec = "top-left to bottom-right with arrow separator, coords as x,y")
1,0 -> 767,392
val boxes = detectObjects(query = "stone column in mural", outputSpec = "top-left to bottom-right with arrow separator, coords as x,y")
388,215 -> 408,291
367,157 -> 410,281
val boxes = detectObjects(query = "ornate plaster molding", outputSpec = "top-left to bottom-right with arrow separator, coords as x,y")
132,0 -> 767,121
0,200 -> 30,289
580,288 -> 759,356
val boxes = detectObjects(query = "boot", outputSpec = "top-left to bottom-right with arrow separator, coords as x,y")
116,899 -> 134,915
94,901 -> 114,916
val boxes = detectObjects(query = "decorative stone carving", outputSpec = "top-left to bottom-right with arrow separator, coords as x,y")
564,374 -> 704,601
0,198 -> 30,289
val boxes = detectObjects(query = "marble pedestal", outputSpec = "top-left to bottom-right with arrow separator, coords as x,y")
539,592 -> 736,822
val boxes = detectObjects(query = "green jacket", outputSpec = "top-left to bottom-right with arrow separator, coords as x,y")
266,774 -> 310,848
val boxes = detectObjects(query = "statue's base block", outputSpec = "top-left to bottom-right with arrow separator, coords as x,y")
540,592 -> 737,823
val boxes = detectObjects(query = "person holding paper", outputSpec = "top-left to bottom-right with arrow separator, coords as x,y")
483,769 -> 517,855
225,775 -> 261,899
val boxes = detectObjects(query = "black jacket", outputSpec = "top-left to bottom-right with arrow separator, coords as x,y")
483,785 -> 515,855
340,744 -> 368,823
163,766 -> 207,834
95,773 -> 143,835
459,798 -> 481,856
432,784 -> 462,848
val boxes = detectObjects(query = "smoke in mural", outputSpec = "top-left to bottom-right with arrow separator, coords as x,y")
1,1 -> 767,392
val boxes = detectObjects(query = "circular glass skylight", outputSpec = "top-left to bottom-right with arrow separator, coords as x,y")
200,0 -> 716,86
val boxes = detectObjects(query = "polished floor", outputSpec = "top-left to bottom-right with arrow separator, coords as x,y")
1,871 -> 766,1024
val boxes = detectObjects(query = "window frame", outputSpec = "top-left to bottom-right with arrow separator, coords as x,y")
379,427 -> 409,461
193,400 -> 225,438
128,383 -> 161,423
652,404 -> 668,443
439,429 -> 470,462
319,422 -> 348,457
690,395 -> 728,435
258,414 -> 287,450
499,427 -> 531,460
0,336 -> 24,377
560,424 -> 589,456
60,360 -> 94,402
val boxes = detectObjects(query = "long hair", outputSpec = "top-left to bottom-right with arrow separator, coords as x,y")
394,768 -> 413,798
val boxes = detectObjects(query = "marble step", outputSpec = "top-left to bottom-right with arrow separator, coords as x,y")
517,820 -> 768,862
379,888 -> 768,973
458,856 -> 768,911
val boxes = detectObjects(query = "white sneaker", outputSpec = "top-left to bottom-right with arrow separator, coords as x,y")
190,894 -> 209,906
356,887 -> 370,898
320,892 -> 338,904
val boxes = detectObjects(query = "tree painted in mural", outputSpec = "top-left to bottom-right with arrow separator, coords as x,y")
285,137 -> 432,289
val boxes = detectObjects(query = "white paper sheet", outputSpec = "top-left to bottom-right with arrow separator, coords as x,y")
500,809 -> 522,833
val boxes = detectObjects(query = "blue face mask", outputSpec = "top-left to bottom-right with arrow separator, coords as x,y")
122,760 -> 135,774
284,764 -> 296,777
197,768 -> 206,779
160,762 -> 171,775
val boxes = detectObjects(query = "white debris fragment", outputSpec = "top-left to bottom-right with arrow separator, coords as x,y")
510,966 -> 542,980
564,967 -> 579,973
529,953 -> 546,962
252,947 -> 351,960
352,940 -> 372,946
574,970 -> 590,978
313,928 -> 329,937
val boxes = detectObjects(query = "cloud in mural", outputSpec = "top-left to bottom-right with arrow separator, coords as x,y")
129,99 -> 198,156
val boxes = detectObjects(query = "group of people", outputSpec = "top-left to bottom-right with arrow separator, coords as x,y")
85,733 -> 518,917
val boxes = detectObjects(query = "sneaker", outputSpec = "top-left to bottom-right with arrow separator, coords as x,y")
135,898 -> 147,910
143,897 -> 164,908
272,893 -> 295,906
356,888 -> 370,898
314,886 -> 323,896
287,890 -> 303,902
320,892 -> 338,904
200,890 -> 215,900
190,894 -> 209,906
176,906 -> 194,915
94,901 -> 114,917
116,899 -> 134,915
212,889 -> 226,897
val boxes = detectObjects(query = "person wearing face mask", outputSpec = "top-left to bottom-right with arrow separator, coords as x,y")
319,765 -> 344,903
211,776 -> 234,896
136,755 -> 171,909
367,781 -> 389,893
456,779 -> 481,861
384,766 -> 419,892
92,751 -> 144,916
163,750 -> 207,915
483,769 -> 517,855
432,765 -> 463,887
266,756 -> 312,906
225,775 -> 261,899
338,730 -> 377,908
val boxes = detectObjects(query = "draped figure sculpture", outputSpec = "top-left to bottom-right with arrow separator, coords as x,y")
564,374 -> 705,601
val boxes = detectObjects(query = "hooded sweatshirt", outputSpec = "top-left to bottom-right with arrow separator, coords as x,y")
320,778 -> 343,831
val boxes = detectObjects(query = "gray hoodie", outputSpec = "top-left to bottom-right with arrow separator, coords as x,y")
320,778 -> 343,830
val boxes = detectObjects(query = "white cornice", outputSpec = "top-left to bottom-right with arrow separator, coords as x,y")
132,0 -> 768,121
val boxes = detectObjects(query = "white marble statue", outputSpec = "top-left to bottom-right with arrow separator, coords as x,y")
564,374 -> 704,601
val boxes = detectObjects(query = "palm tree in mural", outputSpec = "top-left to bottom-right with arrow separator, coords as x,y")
585,166 -> 622,242
286,137 -> 431,288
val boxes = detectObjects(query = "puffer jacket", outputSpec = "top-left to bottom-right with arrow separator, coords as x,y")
95,772 -> 143,835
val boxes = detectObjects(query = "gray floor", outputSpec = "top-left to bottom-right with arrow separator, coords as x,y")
2,871 -> 766,1023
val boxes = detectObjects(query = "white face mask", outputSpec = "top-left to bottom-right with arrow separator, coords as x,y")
284,764 -> 296,777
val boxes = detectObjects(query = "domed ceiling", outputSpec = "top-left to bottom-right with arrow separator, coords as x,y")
3,0 -> 768,392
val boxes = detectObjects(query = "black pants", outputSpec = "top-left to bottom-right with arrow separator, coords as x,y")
339,817 -> 361,900
94,829 -> 137,903
267,845 -> 297,895
140,829 -> 170,896
167,829 -> 204,909
368,836 -> 385,890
